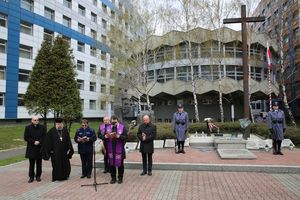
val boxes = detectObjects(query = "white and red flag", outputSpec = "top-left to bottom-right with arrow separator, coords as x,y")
267,41 -> 272,70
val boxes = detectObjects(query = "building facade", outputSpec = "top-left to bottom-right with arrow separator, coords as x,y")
252,0 -> 300,118
0,0 -> 143,120
128,28 -> 279,122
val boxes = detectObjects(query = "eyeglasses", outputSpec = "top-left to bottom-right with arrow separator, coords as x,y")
33,119 -> 39,121
82,124 -> 87,127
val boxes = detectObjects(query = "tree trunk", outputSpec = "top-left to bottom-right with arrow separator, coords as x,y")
218,38 -> 224,122
188,40 -> 200,122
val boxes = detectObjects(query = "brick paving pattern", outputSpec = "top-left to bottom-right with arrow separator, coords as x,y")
0,152 -> 299,200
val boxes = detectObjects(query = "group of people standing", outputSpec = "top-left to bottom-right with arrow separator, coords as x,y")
23,101 -> 286,184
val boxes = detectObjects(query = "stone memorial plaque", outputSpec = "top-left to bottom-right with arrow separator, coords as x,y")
154,140 -> 164,148
164,139 -> 175,148
246,140 -> 260,150
184,138 -> 190,147
217,149 -> 256,159
282,139 -> 295,149
125,142 -> 137,152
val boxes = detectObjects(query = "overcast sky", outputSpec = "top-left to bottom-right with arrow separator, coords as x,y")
144,0 -> 261,34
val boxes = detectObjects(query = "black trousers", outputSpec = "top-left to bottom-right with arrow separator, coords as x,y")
177,141 -> 185,151
272,140 -> 282,153
110,161 -> 124,180
29,158 -> 42,178
104,152 -> 110,171
142,153 -> 153,173
80,153 -> 93,176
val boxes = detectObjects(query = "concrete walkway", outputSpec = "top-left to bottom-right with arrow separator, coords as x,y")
1,154 -> 300,200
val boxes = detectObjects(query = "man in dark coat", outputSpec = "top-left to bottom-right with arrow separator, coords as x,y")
106,115 -> 127,184
74,119 -> 96,179
172,104 -> 189,153
137,115 -> 156,176
98,116 -> 110,173
24,116 -> 46,183
268,101 -> 286,155
44,118 -> 74,181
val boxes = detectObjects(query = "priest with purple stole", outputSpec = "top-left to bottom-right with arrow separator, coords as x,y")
107,115 -> 127,184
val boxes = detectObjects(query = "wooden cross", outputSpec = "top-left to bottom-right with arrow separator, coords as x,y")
223,5 -> 265,119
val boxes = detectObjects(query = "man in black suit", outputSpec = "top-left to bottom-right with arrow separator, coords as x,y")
24,116 -> 46,183
137,115 -> 156,176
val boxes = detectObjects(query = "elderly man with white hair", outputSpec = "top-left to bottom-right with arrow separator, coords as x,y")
24,116 -> 46,183
137,115 -> 156,176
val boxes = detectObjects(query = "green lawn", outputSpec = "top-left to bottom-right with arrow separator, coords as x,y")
0,122 -> 101,151
0,154 -> 26,166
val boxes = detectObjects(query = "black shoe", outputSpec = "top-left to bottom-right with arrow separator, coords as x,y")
110,179 -> 117,184
181,150 -> 186,154
103,170 -> 109,174
148,172 -> 152,176
87,175 -> 91,179
140,171 -> 147,176
273,152 -> 277,155
118,179 -> 123,184
28,178 -> 34,183
176,151 -> 180,154
80,175 -> 86,179
36,177 -> 41,182
277,151 -> 284,155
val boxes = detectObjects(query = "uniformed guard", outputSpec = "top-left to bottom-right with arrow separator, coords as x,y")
74,119 -> 96,178
268,101 -> 286,155
172,104 -> 189,154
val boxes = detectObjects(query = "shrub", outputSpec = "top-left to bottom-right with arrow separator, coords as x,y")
127,122 -> 300,147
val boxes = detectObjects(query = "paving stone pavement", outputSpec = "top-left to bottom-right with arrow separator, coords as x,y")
0,154 -> 300,200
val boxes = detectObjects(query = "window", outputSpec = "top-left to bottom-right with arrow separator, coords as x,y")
62,36 -> 71,45
77,60 -> 84,71
0,39 -> 6,53
81,99 -> 84,109
0,13 -> 7,27
78,23 -> 85,34
102,3 -> 107,13
90,46 -> 96,57
20,21 -> 33,35
91,12 -> 97,23
0,93 -> 4,106
90,100 -> 96,110
101,51 -> 106,60
91,29 -> 97,39
90,82 -> 96,92
63,0 -> 72,8
101,34 -> 107,44
21,0 -> 34,11
100,101 -> 106,110
19,69 -> 30,82
19,44 -> 32,59
102,19 -> 107,29
90,64 -> 96,74
78,4 -> 86,16
93,0 -> 97,6
111,11 -> 115,19
77,79 -> 84,90
110,86 -> 114,95
44,7 -> 55,20
101,68 -> 106,77
77,41 -> 85,52
18,94 -> 25,106
44,29 -> 54,42
63,16 -> 71,28
0,65 -> 5,80
101,84 -> 106,93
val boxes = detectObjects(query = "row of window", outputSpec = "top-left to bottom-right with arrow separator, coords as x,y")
76,79 -> 114,94
146,43 -> 271,64
147,65 -> 275,82
0,92 -> 107,110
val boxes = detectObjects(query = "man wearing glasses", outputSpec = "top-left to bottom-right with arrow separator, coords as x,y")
74,119 -> 96,178
24,116 -> 46,183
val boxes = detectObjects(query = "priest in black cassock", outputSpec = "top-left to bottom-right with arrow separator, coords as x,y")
43,118 -> 74,182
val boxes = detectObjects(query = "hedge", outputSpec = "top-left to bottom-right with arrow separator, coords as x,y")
127,122 -> 300,147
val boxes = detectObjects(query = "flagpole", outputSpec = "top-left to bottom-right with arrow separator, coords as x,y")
267,42 -> 272,111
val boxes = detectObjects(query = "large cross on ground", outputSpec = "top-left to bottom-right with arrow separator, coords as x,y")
223,5 -> 265,119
